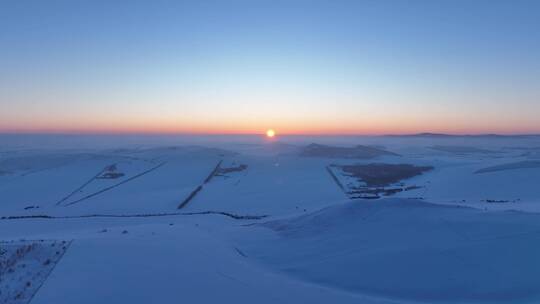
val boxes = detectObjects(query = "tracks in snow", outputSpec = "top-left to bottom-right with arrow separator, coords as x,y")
58,161 -> 167,207
55,166 -> 109,205
39,158 -> 262,221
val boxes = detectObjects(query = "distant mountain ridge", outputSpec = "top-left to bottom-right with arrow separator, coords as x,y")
384,133 -> 540,138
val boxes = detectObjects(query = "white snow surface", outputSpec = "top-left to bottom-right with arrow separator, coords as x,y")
1,134 -> 540,304
237,199 -> 540,303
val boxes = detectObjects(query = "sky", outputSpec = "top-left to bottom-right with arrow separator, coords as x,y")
1,0 -> 539,135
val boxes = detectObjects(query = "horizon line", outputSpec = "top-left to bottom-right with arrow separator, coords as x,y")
1,130 -> 539,137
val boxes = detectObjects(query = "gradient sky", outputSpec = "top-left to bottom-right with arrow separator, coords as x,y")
1,0 -> 539,135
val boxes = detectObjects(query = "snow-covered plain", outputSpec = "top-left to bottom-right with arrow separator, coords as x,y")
1,134 -> 540,303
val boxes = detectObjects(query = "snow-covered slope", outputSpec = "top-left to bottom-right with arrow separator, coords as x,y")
234,199 -> 540,303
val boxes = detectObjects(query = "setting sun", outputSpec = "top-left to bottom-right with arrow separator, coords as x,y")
266,129 -> 276,138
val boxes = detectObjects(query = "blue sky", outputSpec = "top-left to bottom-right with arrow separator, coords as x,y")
1,0 -> 539,134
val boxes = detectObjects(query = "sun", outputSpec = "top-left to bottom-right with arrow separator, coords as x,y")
266,129 -> 276,138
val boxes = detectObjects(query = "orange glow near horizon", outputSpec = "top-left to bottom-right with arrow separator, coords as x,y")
2,123 -> 539,136
1,112 -> 539,136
